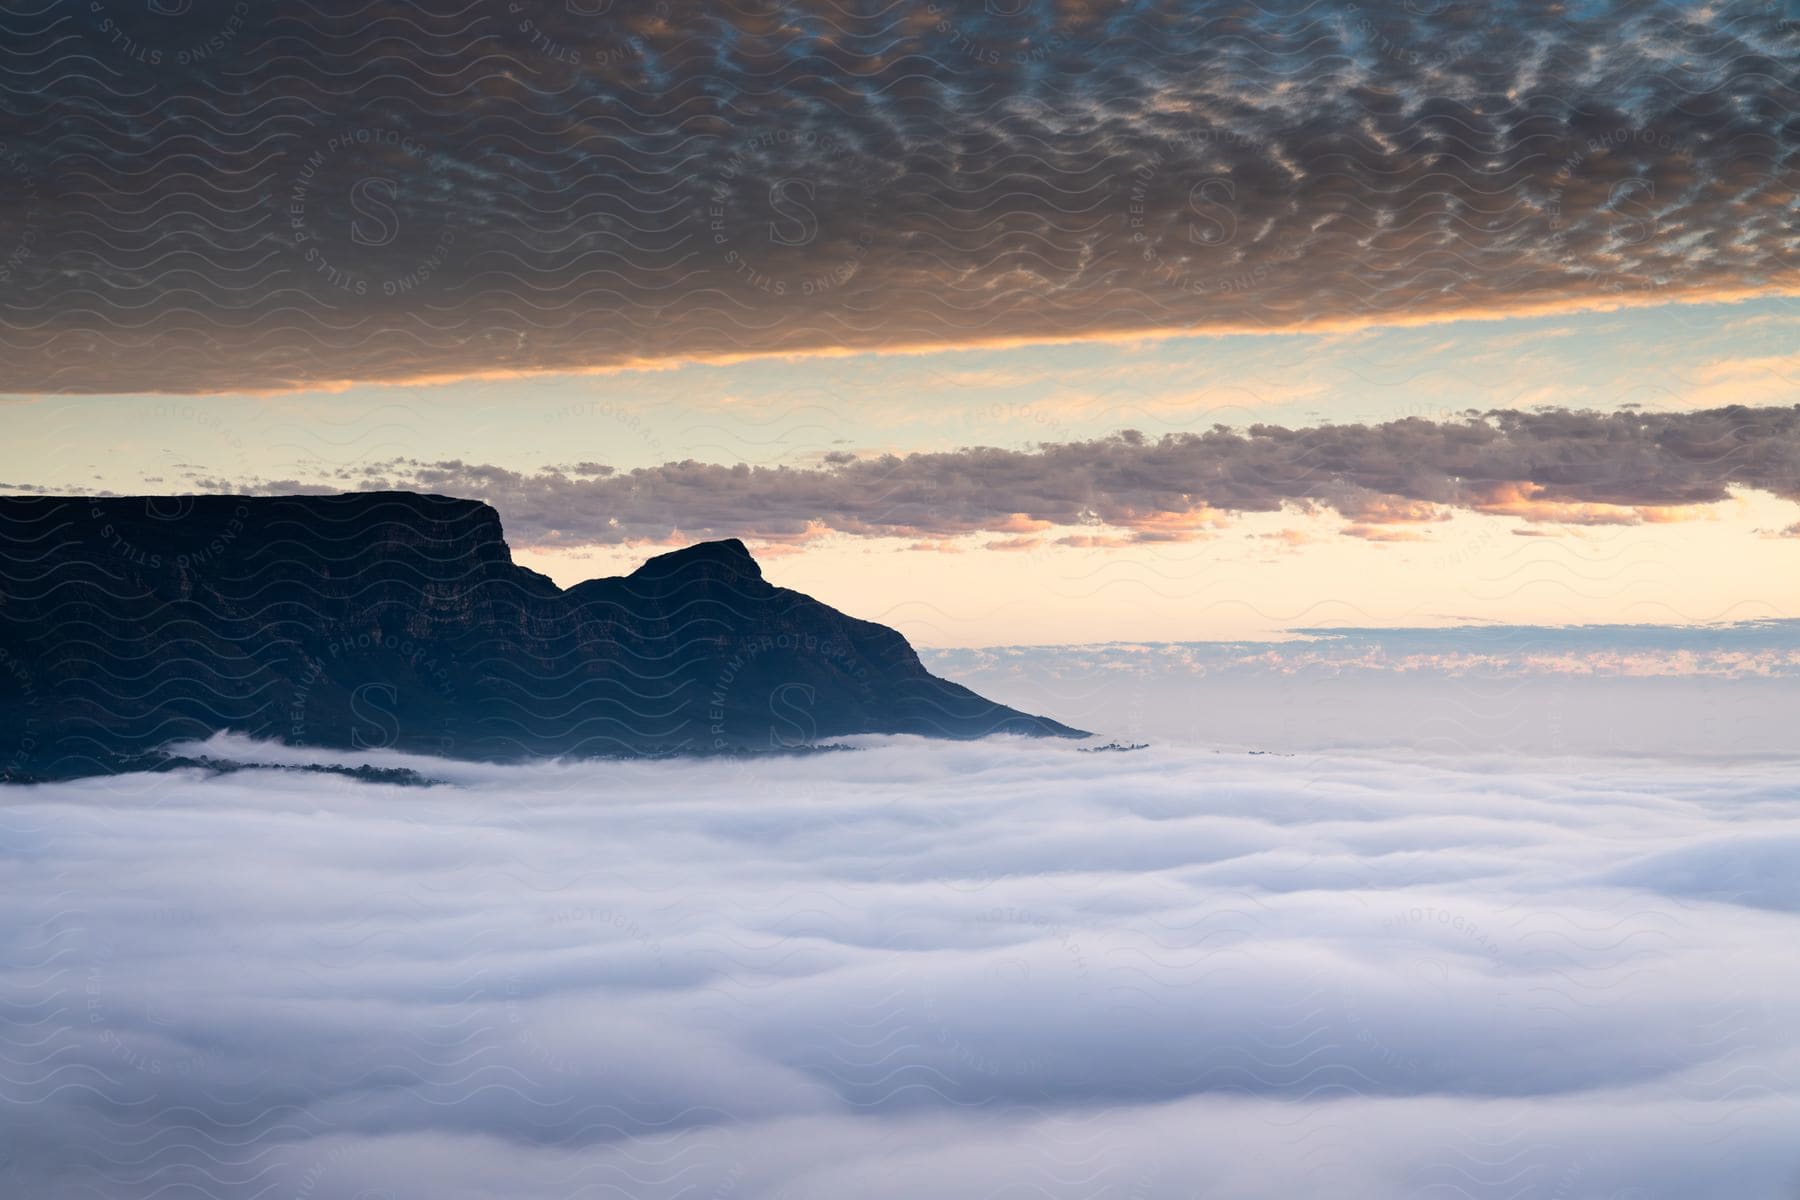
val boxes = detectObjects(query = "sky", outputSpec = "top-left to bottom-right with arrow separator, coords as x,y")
1,0 -> 1796,644
6,734 -> 1799,1199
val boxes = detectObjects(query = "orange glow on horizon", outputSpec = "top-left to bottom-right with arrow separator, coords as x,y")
15,279 -> 1794,401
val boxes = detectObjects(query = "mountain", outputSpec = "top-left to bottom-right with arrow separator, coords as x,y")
0,493 -> 1085,779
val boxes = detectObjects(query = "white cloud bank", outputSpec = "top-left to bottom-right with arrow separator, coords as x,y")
3,735 -> 1798,1199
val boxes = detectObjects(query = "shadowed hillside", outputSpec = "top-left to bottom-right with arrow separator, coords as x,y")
0,493 -> 1084,779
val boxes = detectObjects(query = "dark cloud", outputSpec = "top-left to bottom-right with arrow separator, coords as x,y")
0,0 -> 1793,393
217,404 -> 1800,544
3,736 -> 1798,1197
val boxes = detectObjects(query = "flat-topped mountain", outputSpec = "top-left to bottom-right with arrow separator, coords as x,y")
0,493 -> 1084,780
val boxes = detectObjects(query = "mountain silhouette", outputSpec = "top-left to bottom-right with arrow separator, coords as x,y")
0,493 -> 1085,779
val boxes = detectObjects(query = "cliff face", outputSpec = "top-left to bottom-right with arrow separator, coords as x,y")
0,493 -> 1083,778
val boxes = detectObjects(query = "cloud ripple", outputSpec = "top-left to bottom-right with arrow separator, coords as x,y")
0,0 -> 1793,392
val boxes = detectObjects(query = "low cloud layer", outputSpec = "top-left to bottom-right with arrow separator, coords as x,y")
2,0 -> 1794,392
216,405 -> 1800,546
924,624 -> 1800,756
3,735 -> 1798,1198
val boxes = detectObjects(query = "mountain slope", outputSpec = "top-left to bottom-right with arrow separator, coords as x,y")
0,493 -> 1084,779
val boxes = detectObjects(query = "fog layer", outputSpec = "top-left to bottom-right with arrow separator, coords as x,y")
3,735 -> 1796,1198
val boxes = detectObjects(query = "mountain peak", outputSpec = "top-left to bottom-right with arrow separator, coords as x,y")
630,537 -> 763,582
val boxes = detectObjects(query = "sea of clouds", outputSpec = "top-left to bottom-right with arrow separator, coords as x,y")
3,733 -> 1798,1199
